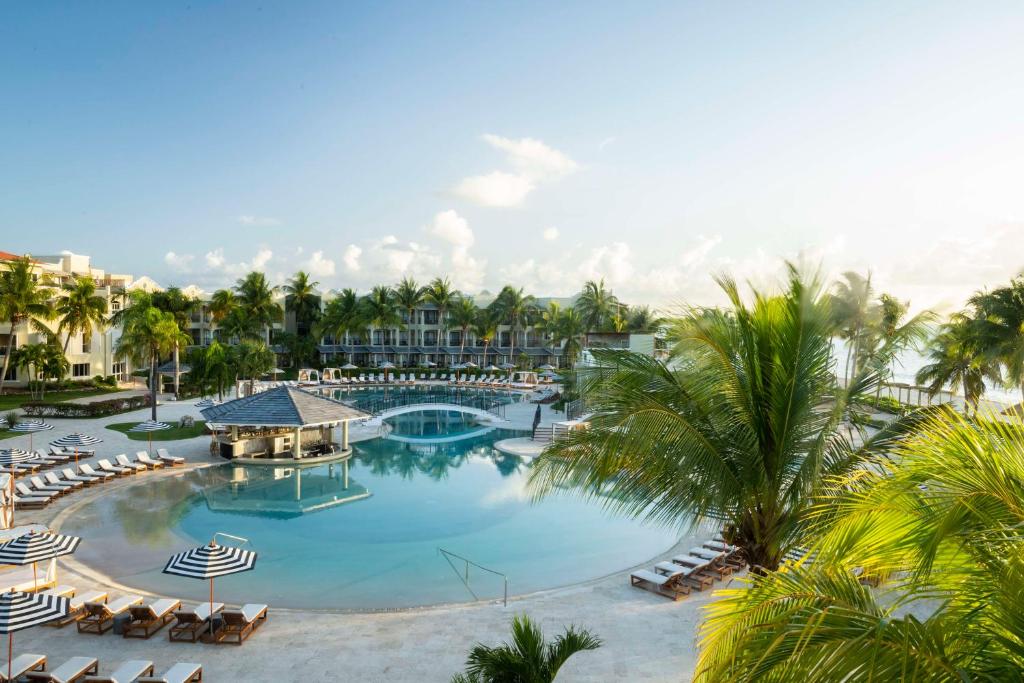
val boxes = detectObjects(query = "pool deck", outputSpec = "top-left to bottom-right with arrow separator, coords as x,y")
7,387 -> 721,681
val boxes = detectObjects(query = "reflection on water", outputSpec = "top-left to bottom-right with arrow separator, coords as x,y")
202,463 -> 370,519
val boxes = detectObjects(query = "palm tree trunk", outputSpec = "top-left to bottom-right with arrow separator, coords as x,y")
173,344 -> 180,398
149,350 -> 158,421
509,325 -> 516,367
0,319 -> 16,395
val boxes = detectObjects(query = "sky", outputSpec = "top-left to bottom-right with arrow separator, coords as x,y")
2,1 -> 1023,312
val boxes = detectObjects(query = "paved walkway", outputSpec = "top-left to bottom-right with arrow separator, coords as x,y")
5,386 -> 714,682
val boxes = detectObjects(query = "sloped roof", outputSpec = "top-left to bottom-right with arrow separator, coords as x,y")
200,386 -> 370,427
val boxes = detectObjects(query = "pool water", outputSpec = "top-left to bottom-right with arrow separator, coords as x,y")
63,411 -> 678,609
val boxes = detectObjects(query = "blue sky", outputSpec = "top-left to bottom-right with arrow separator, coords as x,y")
2,1 -> 1022,309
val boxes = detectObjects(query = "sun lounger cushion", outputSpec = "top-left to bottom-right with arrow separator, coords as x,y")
70,590 -> 108,611
138,663 -> 202,683
3,654 -> 46,681
26,656 -> 98,682
83,660 -> 154,683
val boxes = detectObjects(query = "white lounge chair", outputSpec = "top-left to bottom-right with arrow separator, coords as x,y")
79,464 -> 116,481
135,452 -> 165,469
77,595 -> 143,635
41,585 -> 76,599
215,603 -> 268,644
47,589 -> 108,627
43,472 -> 84,492
169,602 -> 224,642
115,454 -> 146,473
25,656 -> 98,682
124,598 -> 182,639
137,663 -> 202,683
30,476 -> 71,495
83,660 -> 154,683
0,653 -> 46,681
61,468 -> 102,485
13,493 -> 52,509
629,568 -> 691,601
666,556 -> 716,589
97,459 -> 132,476
156,448 -> 185,466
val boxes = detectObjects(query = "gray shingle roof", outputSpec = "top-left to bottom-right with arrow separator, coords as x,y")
199,386 -> 370,427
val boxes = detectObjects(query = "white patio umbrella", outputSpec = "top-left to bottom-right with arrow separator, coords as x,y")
499,362 -> 516,370
0,450 -> 33,527
0,531 -> 81,592
484,365 -> 500,372
0,591 -> 70,681
129,420 -> 171,454
8,421 -> 52,453
162,539 -> 257,640
379,361 -> 396,383
538,363 -> 556,370
49,433 -> 102,474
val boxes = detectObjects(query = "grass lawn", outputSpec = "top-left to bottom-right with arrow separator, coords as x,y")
107,421 -> 209,441
0,388 -> 119,413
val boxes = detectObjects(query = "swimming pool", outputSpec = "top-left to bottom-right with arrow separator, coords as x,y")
63,411 -> 678,610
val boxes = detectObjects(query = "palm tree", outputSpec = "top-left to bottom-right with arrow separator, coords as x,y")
530,267 -> 899,571
695,409 -> 1024,681
450,297 -> 478,363
491,286 -> 536,368
555,308 -> 586,367
472,311 -> 498,370
425,277 -> 457,352
575,279 -> 618,337
12,342 -> 52,400
451,615 -> 601,683
218,307 -> 260,343
208,289 -> 237,323
0,255 -> 55,395
860,293 -> 933,401
283,271 -> 320,337
202,340 -> 232,400
317,289 -> 364,354
233,272 -> 282,345
394,277 -> 425,349
114,292 -> 191,420
53,275 -> 109,362
829,271 -> 875,385
361,286 -> 401,364
152,287 -> 198,398
233,339 -> 275,396
916,315 -> 1000,415
626,305 -> 664,333
965,280 -> 1024,398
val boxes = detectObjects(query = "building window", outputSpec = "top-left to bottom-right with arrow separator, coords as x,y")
111,300 -> 121,312
72,363 -> 90,378
0,334 -> 14,355
112,362 -> 127,381
423,310 -> 439,325
81,336 -> 91,353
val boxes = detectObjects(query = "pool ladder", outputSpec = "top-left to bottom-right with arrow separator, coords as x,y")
438,548 -> 508,607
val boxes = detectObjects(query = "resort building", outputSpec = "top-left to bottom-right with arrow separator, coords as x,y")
0,251 -> 137,386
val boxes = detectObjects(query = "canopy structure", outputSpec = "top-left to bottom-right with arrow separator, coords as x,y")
200,386 -> 370,465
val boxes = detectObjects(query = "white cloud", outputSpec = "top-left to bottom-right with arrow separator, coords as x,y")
237,215 -> 280,227
453,134 -> 578,208
680,234 -> 722,269
249,248 -> 273,271
343,244 -> 362,272
304,250 -> 335,277
598,136 -> 616,151
428,210 -> 474,248
578,242 -> 635,285
542,227 -> 560,241
453,171 -> 534,208
164,251 -> 194,271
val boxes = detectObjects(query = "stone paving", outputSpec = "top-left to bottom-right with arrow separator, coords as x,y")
5,387 -> 717,682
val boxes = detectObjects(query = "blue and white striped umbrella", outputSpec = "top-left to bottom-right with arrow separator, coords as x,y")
194,398 -> 219,409
162,542 -> 257,580
50,433 -> 102,449
0,450 -> 33,465
0,531 -> 82,566
128,420 -> 171,433
9,421 -> 52,434
0,590 -> 71,680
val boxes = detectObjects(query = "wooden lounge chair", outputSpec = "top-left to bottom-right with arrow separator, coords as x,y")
666,556 -> 716,590
83,660 -> 154,683
703,540 -> 746,569
47,590 -> 108,628
214,603 -> 267,644
97,459 -> 132,476
79,464 -> 116,481
137,663 -> 202,683
77,594 -> 143,634
169,602 -> 223,642
26,656 -> 98,683
44,472 -> 84,492
156,449 -> 185,467
685,547 -> 734,580
15,483 -> 58,505
123,598 -> 181,639
62,468 -> 101,486
114,455 -> 147,473
630,568 -> 691,601
134,452 -> 165,469
13,494 -> 52,509
52,445 -> 94,457
28,476 -> 67,495
41,585 -> 76,599
0,653 -> 46,682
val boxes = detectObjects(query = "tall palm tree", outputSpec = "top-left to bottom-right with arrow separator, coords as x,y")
152,287 -> 198,398
218,307 -> 260,343
472,311 -> 498,369
492,286 -> 536,367
0,255 -> 55,394
232,339 -> 275,396
530,267 -> 900,571
626,305 -> 664,333
394,277 -> 425,348
916,315 -> 1000,415
425,277 -> 456,352
361,286 -> 401,364
114,291 -> 190,420
829,271 -> 875,385
53,275 -> 109,362
317,289 -> 364,352
451,615 -> 601,683
450,296 -> 478,363
538,301 -> 562,344
233,272 -> 282,345
555,308 -> 585,367
695,409 -> 1024,681
575,278 -> 618,337
965,279 -> 1024,398
208,289 -> 237,323
283,271 -> 320,337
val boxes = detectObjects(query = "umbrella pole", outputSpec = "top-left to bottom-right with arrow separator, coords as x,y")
74,447 -> 79,475
32,562 -> 37,592
209,578 -> 215,640
9,473 -> 14,528
8,632 -> 12,682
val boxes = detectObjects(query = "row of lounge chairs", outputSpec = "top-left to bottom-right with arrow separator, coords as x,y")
10,654 -> 201,683
630,535 -> 744,601
13,450 -> 185,510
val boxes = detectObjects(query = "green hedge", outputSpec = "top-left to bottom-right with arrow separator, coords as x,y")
22,395 -> 152,418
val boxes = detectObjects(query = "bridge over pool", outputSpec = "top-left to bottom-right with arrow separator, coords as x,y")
335,387 -> 516,423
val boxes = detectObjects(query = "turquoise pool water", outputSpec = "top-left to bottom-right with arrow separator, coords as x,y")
64,411 -> 678,609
